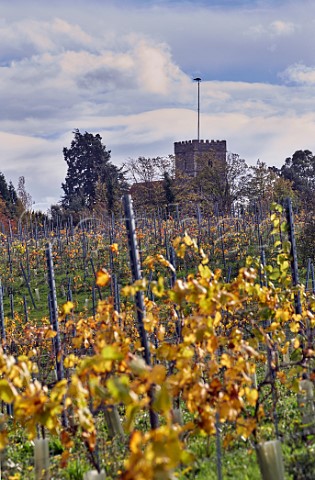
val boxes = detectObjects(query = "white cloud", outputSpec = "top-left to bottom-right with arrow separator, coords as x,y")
248,20 -> 296,38
281,63 -> 315,85
0,131 -> 67,208
0,1 -> 315,209
51,17 -> 92,46
0,28 -> 190,133
0,17 -> 94,59
270,20 -> 296,36
132,39 -> 184,95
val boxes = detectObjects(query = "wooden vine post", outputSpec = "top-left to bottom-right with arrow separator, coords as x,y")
256,440 -> 285,480
83,470 -> 106,479
123,194 -> 159,430
298,376 -> 315,434
34,438 -> 50,480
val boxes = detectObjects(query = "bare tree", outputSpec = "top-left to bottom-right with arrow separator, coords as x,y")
17,176 -> 33,211
126,156 -> 174,184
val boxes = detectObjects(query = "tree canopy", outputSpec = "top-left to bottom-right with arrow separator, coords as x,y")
0,173 -> 21,220
280,149 -> 315,205
61,129 -> 127,216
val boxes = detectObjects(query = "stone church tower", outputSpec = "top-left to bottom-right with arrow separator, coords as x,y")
174,139 -> 227,177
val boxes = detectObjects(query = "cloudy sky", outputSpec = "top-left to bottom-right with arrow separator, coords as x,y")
1,0 -> 315,209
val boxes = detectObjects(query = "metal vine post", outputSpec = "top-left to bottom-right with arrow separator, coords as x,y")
123,194 -> 159,430
45,243 -> 64,382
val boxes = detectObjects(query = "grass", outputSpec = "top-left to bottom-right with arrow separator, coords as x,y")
178,436 -> 261,480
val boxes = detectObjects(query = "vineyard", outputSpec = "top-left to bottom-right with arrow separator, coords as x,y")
0,196 -> 314,479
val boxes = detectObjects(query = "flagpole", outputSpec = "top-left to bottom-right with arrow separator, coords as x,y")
193,77 -> 201,141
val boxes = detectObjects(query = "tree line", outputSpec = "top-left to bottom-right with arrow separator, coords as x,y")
52,129 -> 315,220
0,174 -> 34,227
1,129 -> 313,226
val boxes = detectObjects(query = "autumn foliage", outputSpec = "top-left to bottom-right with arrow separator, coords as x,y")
0,204 -> 313,478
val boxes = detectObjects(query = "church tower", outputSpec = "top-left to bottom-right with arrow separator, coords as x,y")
175,78 -> 227,176
174,139 -> 227,177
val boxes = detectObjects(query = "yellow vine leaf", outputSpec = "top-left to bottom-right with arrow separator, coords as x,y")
64,354 -> 79,368
130,430 -> 142,453
60,301 -> 74,316
277,371 -> 286,384
153,384 -> 172,414
244,387 -> 258,406
0,431 -> 8,450
96,268 -> 111,287
221,353 -> 232,368
183,234 -> 193,246
101,345 -> 124,361
289,322 -> 300,333
44,329 -> 57,339
0,379 -> 16,403
150,365 -> 166,385
109,243 -> 119,254
213,311 -> 222,327
293,338 -> 300,349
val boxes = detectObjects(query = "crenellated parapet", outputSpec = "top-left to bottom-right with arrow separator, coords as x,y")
174,139 -> 227,177
174,139 -> 225,146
